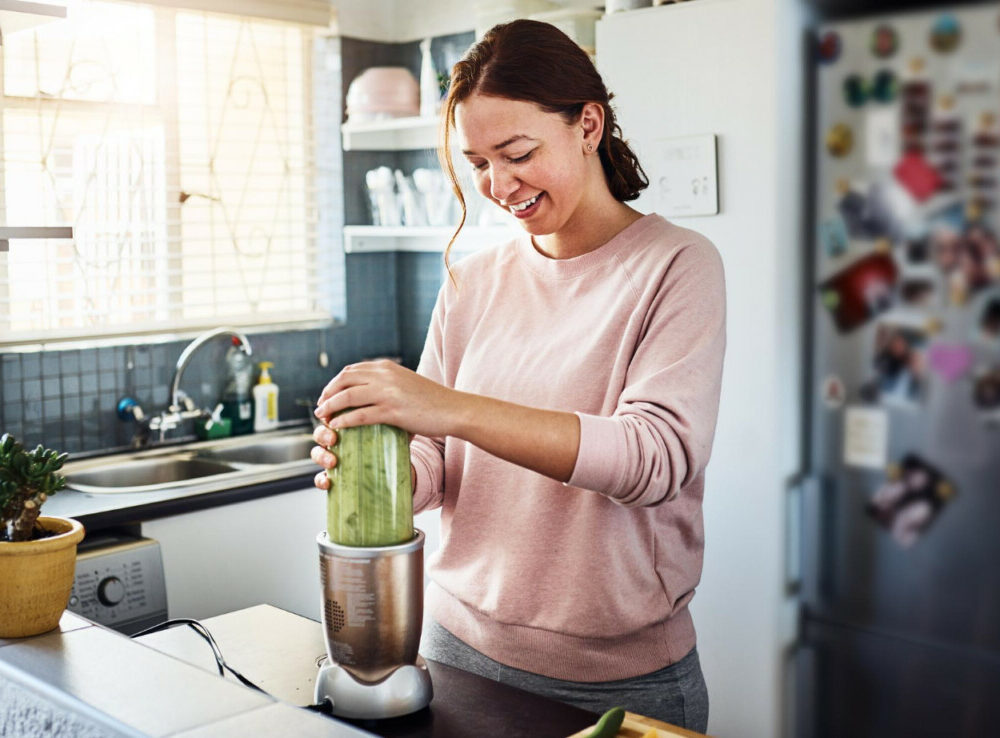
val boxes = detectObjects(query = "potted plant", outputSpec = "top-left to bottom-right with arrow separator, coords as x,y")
0,432 -> 84,638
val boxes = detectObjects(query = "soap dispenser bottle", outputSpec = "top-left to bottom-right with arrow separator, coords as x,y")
253,361 -> 279,432
221,337 -> 254,436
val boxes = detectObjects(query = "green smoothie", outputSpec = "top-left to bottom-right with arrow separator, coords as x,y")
326,420 -> 413,547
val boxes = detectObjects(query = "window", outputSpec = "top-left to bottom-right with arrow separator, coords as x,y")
0,0 -> 341,346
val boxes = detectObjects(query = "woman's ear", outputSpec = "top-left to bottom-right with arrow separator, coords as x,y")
580,102 -> 605,153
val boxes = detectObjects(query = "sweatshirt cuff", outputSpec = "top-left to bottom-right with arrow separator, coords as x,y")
409,437 -> 440,513
567,412 -> 627,494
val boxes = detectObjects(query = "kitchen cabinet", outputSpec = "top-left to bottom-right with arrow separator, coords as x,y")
339,32 -> 515,255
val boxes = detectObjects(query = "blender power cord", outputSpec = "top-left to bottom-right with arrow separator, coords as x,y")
130,618 -> 333,713
130,618 -> 267,693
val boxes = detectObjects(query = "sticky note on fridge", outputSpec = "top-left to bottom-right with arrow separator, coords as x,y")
843,406 -> 889,469
865,108 -> 899,168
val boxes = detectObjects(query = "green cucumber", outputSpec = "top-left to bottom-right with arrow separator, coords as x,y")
585,706 -> 626,738
326,418 -> 413,546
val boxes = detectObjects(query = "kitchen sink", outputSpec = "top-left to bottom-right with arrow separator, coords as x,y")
194,435 -> 315,466
67,458 -> 239,492
64,429 -> 318,495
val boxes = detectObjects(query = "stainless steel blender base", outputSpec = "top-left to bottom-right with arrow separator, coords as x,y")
314,655 -> 433,719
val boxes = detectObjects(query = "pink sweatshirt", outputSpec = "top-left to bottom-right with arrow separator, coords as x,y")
410,214 -> 726,682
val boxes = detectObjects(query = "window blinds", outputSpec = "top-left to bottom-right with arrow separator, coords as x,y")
0,0 -> 338,346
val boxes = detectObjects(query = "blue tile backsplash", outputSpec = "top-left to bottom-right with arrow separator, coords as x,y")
0,249 -> 445,457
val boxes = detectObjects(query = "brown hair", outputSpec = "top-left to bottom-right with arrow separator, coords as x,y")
438,18 -> 649,279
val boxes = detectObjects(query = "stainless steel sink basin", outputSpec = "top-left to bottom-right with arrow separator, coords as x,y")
64,429 -> 317,495
67,458 -> 239,492
194,435 -> 315,466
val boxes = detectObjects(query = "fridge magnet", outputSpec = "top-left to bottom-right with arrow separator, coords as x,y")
822,375 -> 846,409
826,123 -> 854,158
843,405 -> 889,469
927,343 -> 973,383
866,454 -> 956,548
817,30 -> 841,64
899,277 -> 937,307
843,74 -> 868,108
870,69 -> 898,104
818,251 -> 899,333
819,217 -> 849,259
972,364 -> 1000,416
868,320 -> 929,406
893,151 -> 943,202
929,14 -> 962,54
871,24 -> 898,59
843,71 -> 899,109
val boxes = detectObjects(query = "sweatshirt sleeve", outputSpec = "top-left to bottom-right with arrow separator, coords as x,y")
567,238 -> 726,507
410,282 -> 449,514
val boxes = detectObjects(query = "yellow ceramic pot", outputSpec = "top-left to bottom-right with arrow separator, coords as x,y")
0,516 -> 85,638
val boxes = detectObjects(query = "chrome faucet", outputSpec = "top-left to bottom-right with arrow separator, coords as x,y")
168,327 -> 252,413
119,327 -> 253,445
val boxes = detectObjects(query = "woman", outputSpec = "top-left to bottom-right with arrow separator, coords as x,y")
311,19 -> 725,732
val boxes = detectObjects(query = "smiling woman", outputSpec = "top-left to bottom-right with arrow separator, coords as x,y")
439,18 -> 649,267
312,19 -> 725,733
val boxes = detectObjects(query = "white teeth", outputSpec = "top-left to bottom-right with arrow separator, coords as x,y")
509,194 -> 539,212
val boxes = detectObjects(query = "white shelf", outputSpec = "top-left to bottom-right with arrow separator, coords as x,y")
341,116 -> 440,151
343,225 -> 519,254
0,0 -> 66,36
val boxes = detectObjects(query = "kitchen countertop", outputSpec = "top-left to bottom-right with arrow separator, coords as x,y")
0,611 -> 371,737
136,605 -> 707,738
0,606 -> 707,737
136,604 -> 602,738
43,468 -> 316,532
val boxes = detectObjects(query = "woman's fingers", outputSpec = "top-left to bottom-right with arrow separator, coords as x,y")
312,424 -> 337,448
314,470 -> 330,490
310,444 -> 338,470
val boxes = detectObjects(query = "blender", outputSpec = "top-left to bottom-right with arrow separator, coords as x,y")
314,420 -> 432,719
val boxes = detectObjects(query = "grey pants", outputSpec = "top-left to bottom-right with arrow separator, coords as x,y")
420,619 -> 709,733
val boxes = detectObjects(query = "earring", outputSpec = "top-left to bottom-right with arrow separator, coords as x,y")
587,143 -> 594,152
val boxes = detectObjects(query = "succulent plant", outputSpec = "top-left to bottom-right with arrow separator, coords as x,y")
0,433 -> 68,542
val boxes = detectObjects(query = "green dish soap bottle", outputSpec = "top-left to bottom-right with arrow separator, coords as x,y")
220,337 -> 254,436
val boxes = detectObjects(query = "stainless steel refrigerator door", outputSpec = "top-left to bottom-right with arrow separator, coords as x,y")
806,6 -> 1000,657
795,616 -> 1000,738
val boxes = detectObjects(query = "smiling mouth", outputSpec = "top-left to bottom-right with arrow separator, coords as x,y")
507,193 -> 542,214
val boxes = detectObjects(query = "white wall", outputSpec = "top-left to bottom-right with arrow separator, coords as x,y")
597,1 -> 806,735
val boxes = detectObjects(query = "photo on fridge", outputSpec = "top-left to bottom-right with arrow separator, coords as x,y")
865,453 -> 956,549
860,320 -> 929,407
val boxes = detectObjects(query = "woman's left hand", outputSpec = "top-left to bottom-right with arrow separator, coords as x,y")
314,359 -> 461,437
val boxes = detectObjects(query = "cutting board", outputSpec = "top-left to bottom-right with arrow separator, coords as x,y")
565,710 -> 711,738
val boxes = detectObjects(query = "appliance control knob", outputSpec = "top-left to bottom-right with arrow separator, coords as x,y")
97,576 -> 126,607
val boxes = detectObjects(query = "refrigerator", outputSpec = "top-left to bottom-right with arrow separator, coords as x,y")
800,3 -> 1000,737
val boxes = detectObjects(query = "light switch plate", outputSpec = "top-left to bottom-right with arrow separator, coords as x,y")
651,134 -> 719,217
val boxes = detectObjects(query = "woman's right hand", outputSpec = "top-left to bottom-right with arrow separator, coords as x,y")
310,423 -> 338,491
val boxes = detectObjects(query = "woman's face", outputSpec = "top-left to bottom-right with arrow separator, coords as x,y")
454,93 -> 593,238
